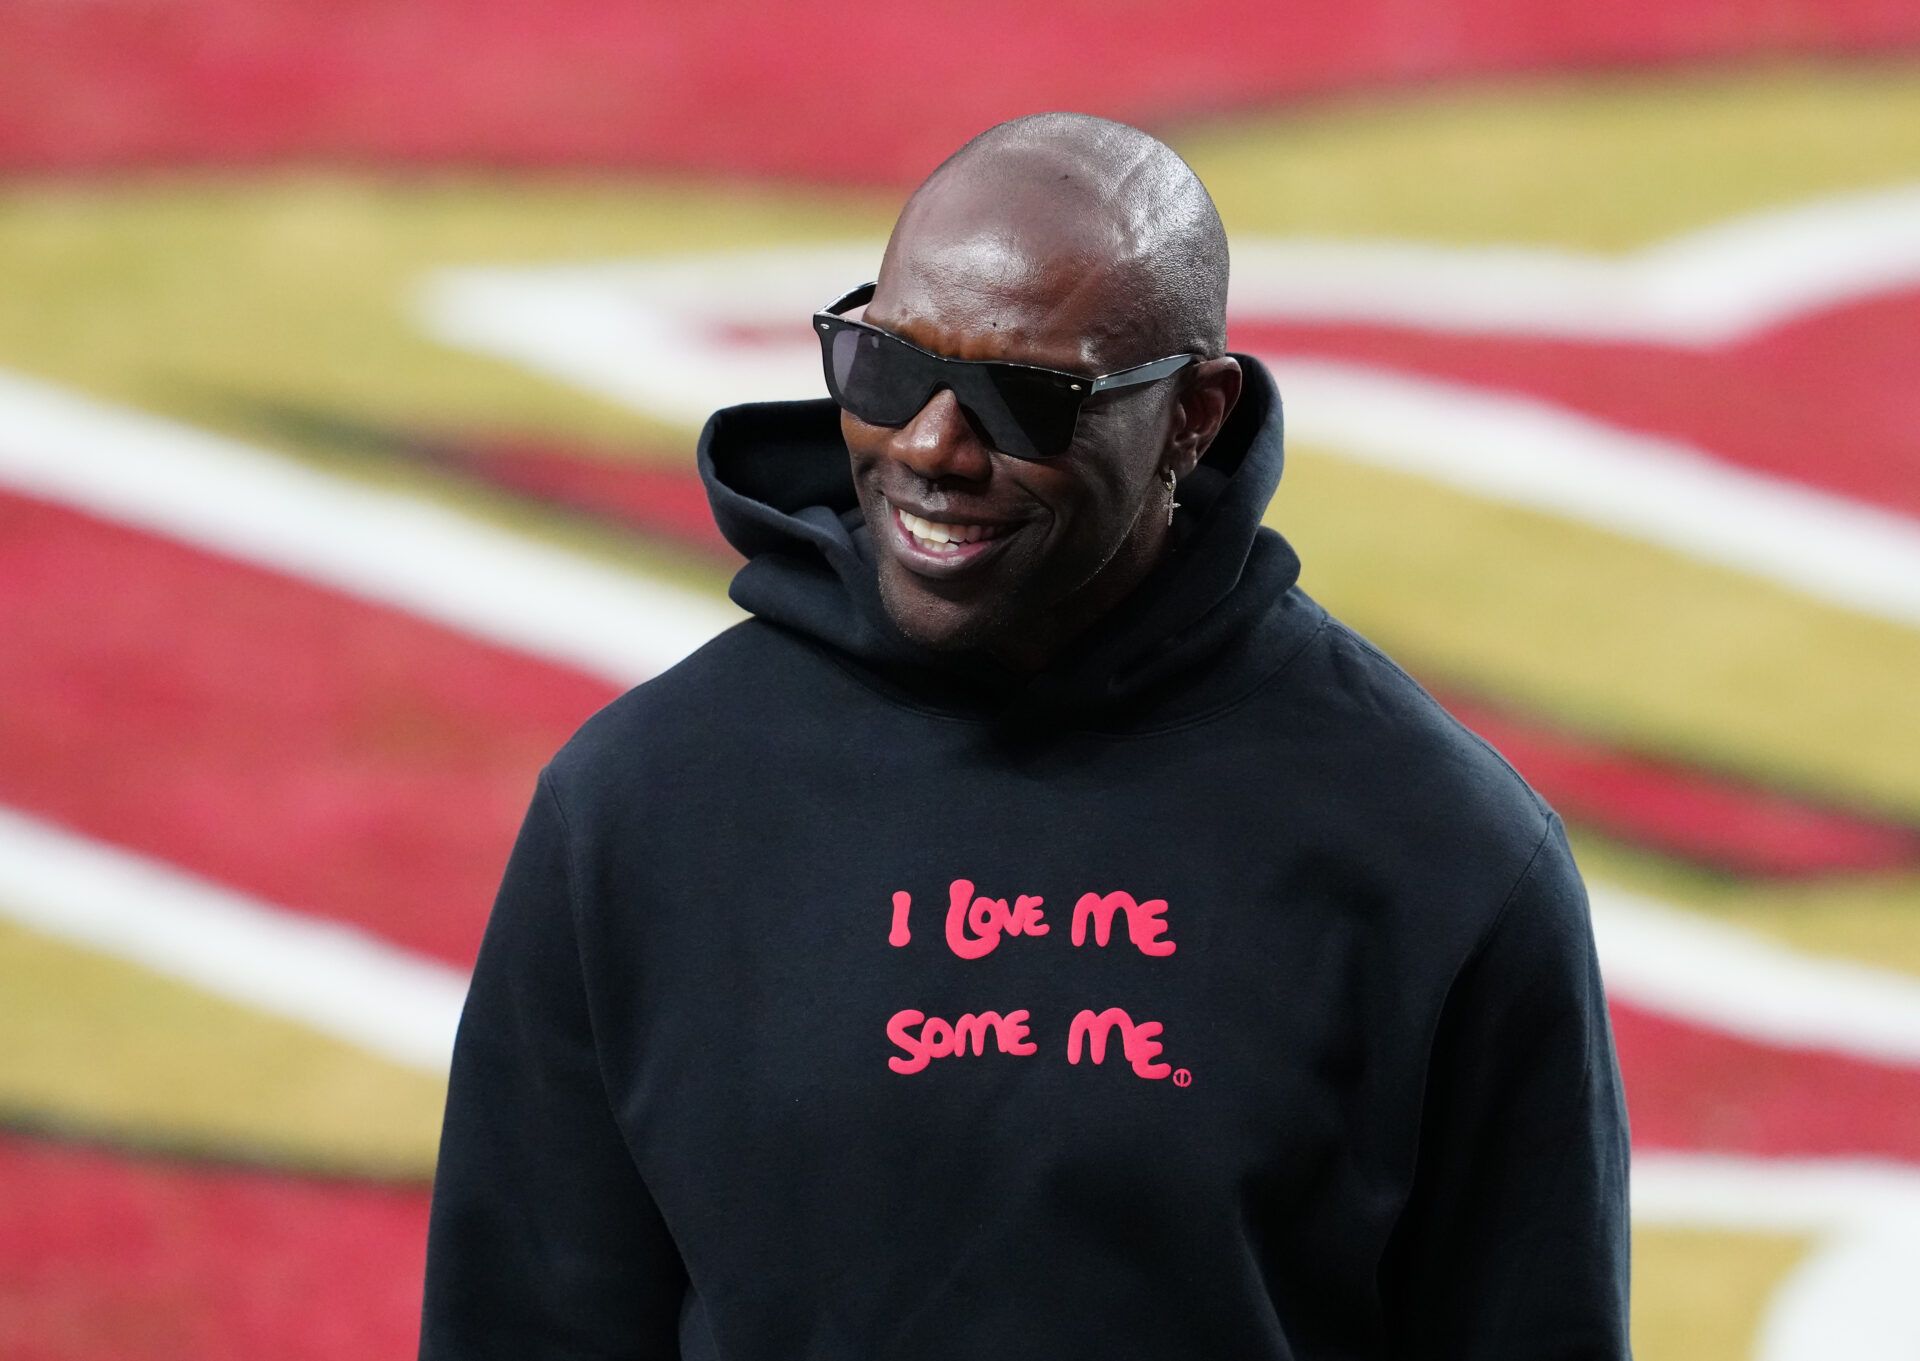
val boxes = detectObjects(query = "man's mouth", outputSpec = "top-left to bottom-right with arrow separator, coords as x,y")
895,506 -> 1012,552
887,502 -> 1022,577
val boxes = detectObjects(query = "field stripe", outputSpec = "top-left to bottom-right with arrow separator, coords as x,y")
0,366 -> 741,688
428,432 -> 732,554
1272,357 -> 1920,627
1615,1005 -> 1920,1161
1228,181 -> 1920,346
1235,289 -> 1920,523
0,488 -> 616,965
1633,1153 -> 1920,1234
1597,883 -> 1920,1074
1593,883 -> 1920,1068
1759,1221 -> 1920,1361
0,917 -> 445,1177
0,805 -> 465,1074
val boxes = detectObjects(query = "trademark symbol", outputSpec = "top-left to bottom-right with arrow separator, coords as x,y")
1172,1068 -> 1192,1087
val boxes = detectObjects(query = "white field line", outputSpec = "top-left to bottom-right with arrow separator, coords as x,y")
1227,180 -> 1920,343
1590,884 -> 1920,1067
0,367 -> 743,690
0,804 -> 465,1074
1761,1221 -> 1920,1361
418,241 -> 887,429
1632,1154 -> 1920,1361
1632,1154 -> 1920,1235
1272,357 -> 1920,628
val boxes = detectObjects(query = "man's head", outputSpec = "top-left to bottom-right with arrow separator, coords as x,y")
840,111 -> 1241,670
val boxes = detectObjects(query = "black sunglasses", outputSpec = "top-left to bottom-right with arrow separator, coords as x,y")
812,281 -> 1202,461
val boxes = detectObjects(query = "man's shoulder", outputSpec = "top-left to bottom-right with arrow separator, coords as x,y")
1260,603 -> 1555,847
543,615 -> 815,785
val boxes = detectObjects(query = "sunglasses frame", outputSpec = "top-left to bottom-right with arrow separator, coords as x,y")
812,281 -> 1202,460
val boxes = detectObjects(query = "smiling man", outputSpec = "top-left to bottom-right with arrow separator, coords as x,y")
419,113 -> 1633,1360
834,118 -> 1242,671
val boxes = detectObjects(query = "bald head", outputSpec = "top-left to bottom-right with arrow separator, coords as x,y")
843,113 -> 1245,669
882,112 -> 1230,369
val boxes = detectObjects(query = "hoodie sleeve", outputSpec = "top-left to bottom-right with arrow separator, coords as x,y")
1380,812 -> 1633,1359
419,767 -> 689,1360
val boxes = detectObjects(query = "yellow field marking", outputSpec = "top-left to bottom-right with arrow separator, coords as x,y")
1574,832 -> 1920,983
0,175 -> 893,453
1275,447 -> 1920,820
1631,1228 -> 1810,1361
0,915 -> 442,1177
1176,59 -> 1920,250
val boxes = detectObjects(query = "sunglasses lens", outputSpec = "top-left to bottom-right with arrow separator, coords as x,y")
828,326 -> 930,426
819,319 -> 1084,460
966,366 -> 1082,461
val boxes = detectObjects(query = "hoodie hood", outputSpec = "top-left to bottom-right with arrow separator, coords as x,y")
696,353 -> 1323,731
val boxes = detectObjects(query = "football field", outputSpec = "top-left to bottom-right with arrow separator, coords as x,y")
2,8 -> 1919,1355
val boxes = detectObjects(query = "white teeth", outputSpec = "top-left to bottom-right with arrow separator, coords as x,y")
897,507 -> 1005,550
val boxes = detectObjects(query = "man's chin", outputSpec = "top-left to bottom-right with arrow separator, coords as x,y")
877,571 -> 1018,655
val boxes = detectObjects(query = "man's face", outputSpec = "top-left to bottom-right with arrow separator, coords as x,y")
843,238 -> 1179,659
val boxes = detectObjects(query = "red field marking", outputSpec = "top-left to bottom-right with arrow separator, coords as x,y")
1614,1003 -> 1920,1161
1236,285 -> 1920,522
423,435 -> 734,558
0,491 -> 619,968
3,1 -> 1918,179
0,1133 -> 427,1361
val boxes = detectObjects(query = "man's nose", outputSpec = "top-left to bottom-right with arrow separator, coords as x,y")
887,388 -> 992,481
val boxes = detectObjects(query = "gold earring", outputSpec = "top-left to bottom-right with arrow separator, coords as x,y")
1163,466 -> 1181,526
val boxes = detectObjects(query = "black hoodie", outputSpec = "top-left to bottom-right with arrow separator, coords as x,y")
419,355 -> 1632,1360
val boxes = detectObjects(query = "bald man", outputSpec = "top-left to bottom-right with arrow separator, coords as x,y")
420,113 -> 1632,1360
847,113 -> 1244,672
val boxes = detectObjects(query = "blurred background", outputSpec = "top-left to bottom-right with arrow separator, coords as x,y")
4,2 -> 1920,1357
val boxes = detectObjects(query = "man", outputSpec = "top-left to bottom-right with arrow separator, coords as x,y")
419,112 -> 1632,1359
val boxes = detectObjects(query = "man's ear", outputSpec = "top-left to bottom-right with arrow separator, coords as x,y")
1168,357 -> 1242,478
